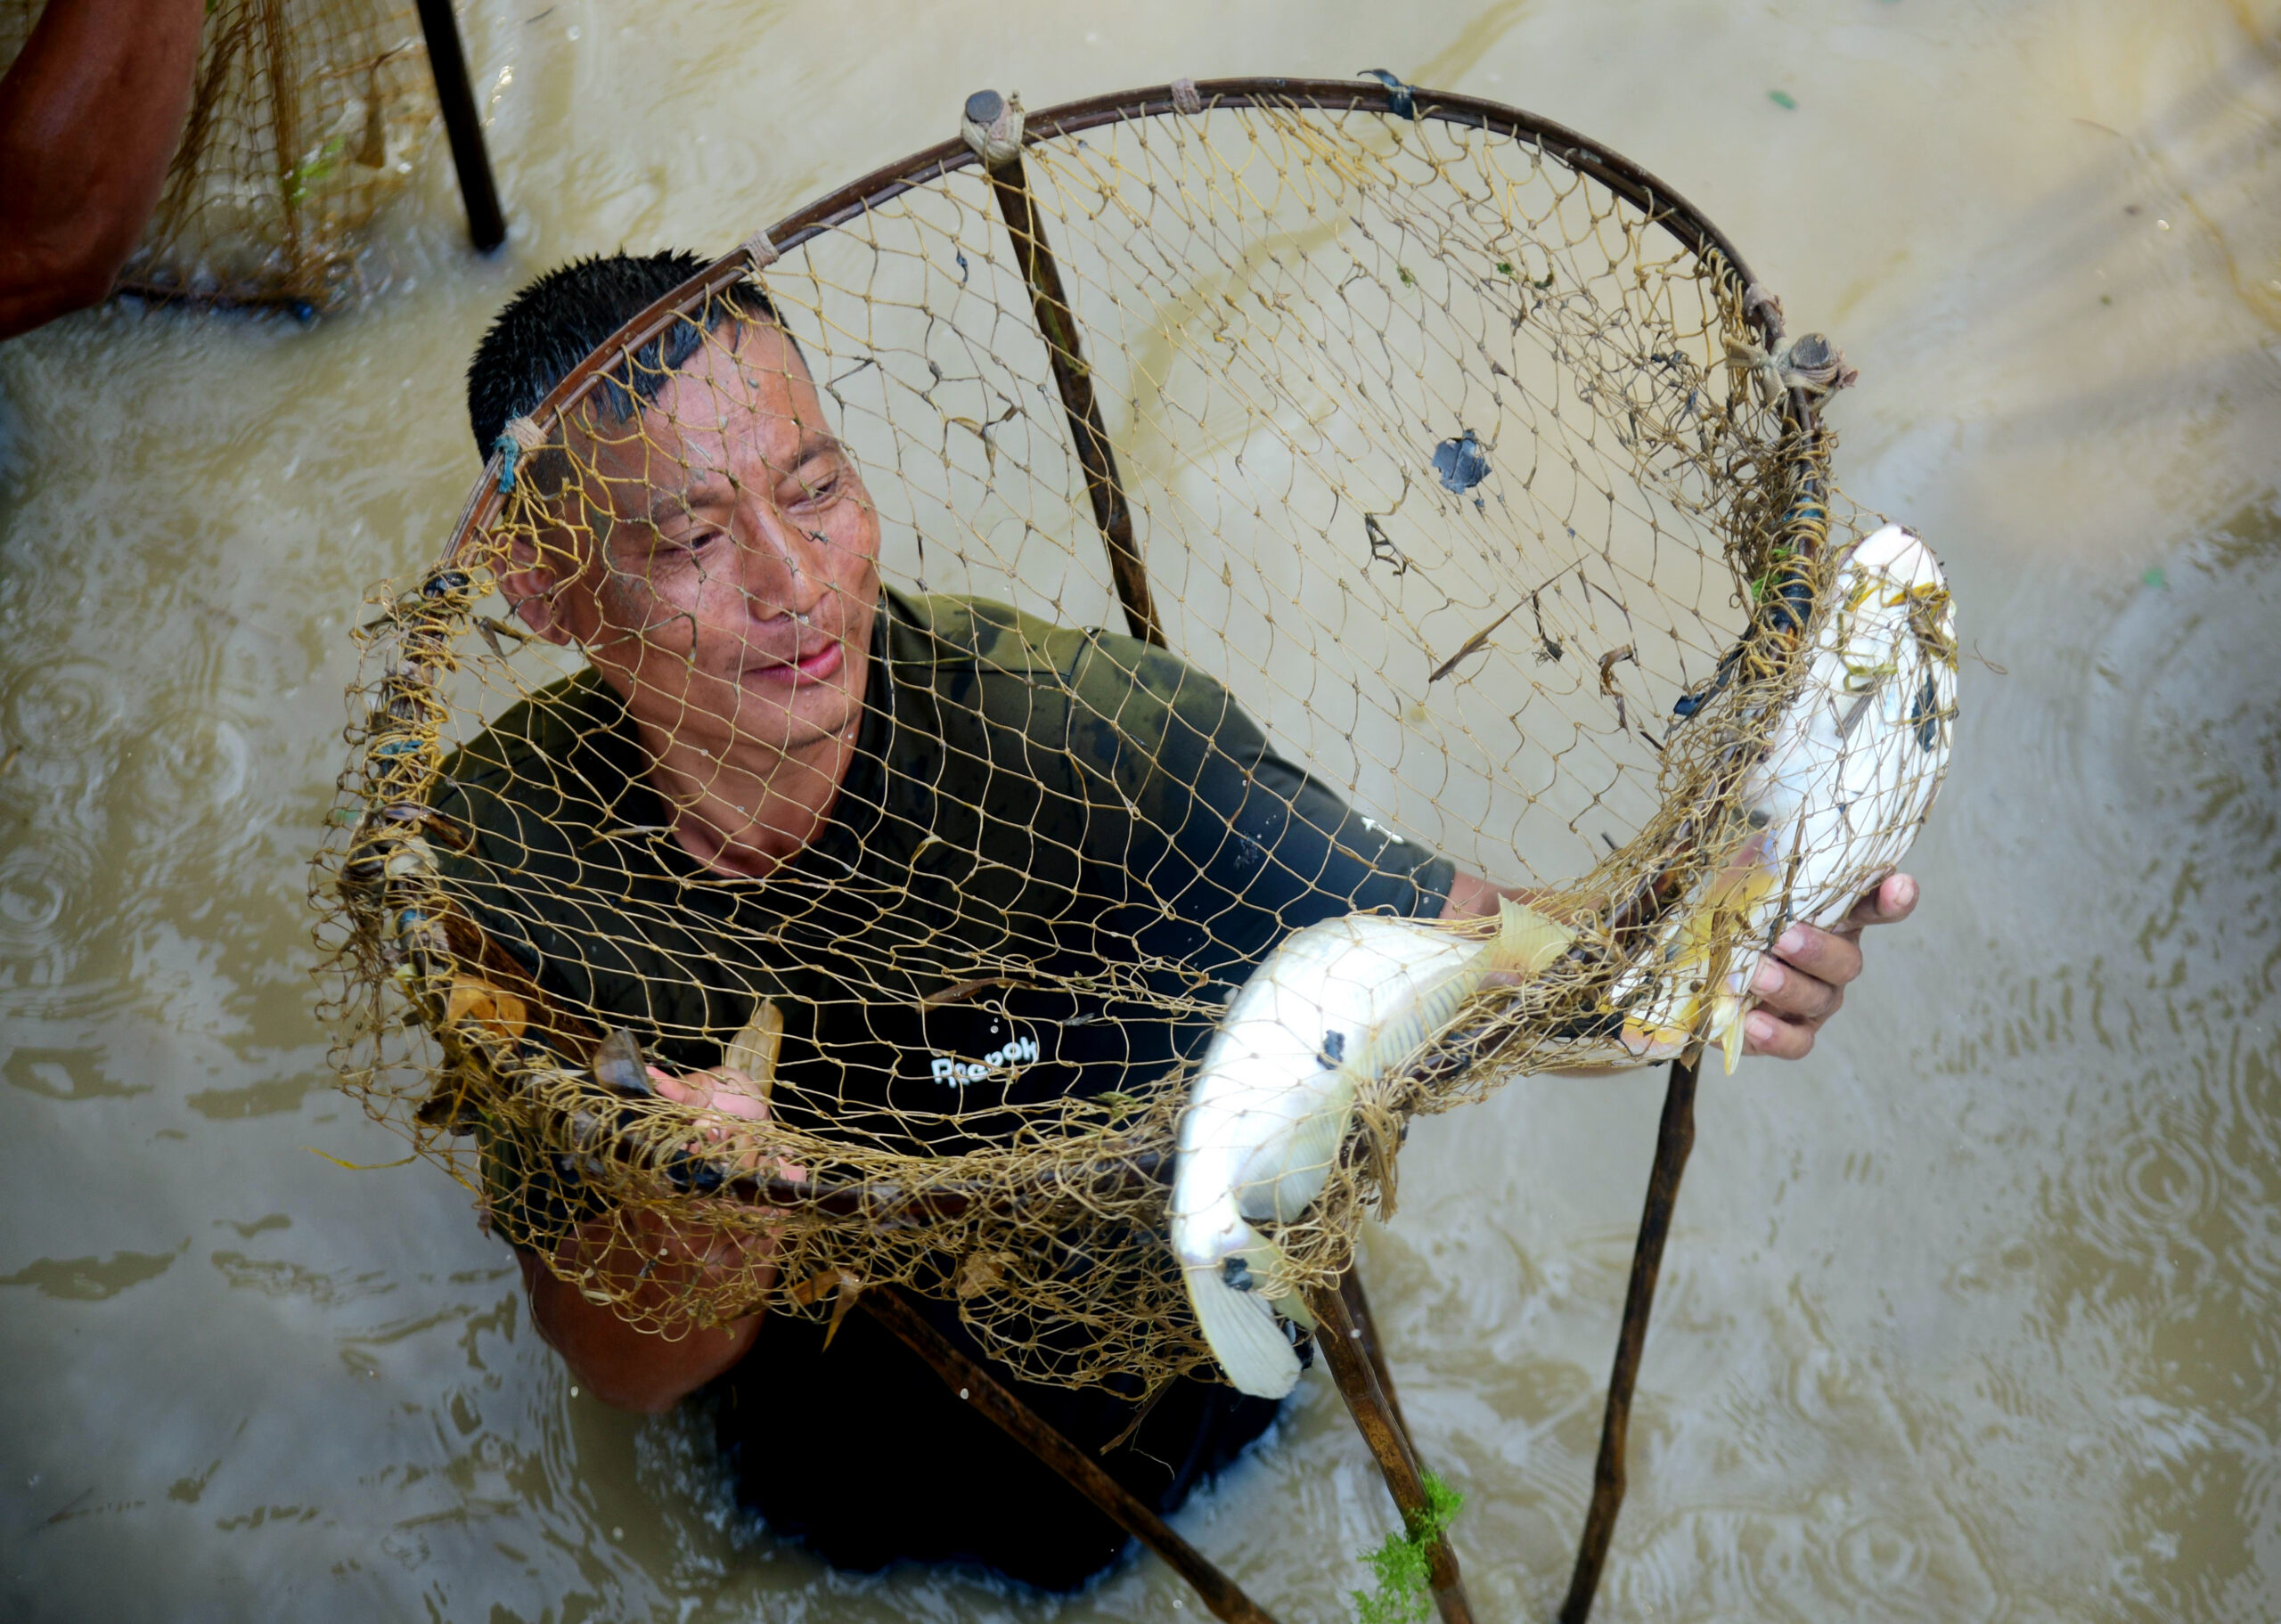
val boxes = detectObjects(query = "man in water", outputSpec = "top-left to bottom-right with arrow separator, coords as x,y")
444,251 -> 1918,1588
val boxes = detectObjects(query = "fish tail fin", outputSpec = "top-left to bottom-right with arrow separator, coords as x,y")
1642,846 -> 1780,1061
1271,1283 -> 1318,1333
1183,1225 -> 1304,1400
1704,860 -> 1783,1073
1492,897 -> 1574,977
1708,981 -> 1750,1074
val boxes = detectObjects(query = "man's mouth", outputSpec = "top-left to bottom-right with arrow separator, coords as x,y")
743,639 -> 843,687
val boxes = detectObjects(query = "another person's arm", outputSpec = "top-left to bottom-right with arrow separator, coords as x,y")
1439,869 -> 1921,1061
0,0 -> 203,339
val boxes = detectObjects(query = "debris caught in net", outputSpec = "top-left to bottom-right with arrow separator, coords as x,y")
313,81 -> 1954,1394
1,0 -> 437,307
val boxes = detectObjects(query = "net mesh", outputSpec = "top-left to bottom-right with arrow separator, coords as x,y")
313,85 -> 1946,1393
1,0 -> 436,307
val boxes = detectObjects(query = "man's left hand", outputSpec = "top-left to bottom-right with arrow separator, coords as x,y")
1740,871 -> 1919,1060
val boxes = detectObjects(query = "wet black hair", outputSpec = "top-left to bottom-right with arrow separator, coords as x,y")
463,249 -> 787,455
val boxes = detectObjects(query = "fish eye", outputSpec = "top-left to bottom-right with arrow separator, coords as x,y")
1221,1255 -> 1254,1292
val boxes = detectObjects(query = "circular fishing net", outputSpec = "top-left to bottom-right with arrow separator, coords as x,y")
315,79 -> 1901,1392
0,0 -> 436,308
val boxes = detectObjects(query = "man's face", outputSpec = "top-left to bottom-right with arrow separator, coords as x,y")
515,320 -> 882,760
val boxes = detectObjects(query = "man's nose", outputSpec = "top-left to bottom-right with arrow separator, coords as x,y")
731,499 -> 830,621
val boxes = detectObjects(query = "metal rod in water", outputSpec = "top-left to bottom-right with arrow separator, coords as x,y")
973,115 -> 1162,647
413,0 -> 505,252
1306,1277 -> 1476,1624
858,1286 -> 1279,1624
1559,1049 -> 1704,1622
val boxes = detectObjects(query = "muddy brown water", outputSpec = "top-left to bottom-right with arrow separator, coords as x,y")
4,1 -> 2279,1618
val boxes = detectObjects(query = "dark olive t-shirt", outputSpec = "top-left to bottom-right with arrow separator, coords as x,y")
435,587 -> 1452,1166
429,588 -> 1453,1585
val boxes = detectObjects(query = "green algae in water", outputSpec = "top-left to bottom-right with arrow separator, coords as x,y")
1351,1473 -> 1464,1624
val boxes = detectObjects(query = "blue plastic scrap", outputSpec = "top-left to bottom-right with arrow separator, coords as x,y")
1432,428 -> 1491,493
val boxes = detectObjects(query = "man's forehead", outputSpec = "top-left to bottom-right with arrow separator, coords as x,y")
570,322 -> 823,471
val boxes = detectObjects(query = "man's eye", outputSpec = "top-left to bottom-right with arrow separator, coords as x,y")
788,465 -> 845,509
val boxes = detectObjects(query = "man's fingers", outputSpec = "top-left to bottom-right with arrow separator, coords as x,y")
671,1066 -> 771,1120
642,1065 -> 772,1121
643,1065 -> 776,1173
1742,872 -> 1920,1061
1742,1008 -> 1816,1061
1751,954 -> 1846,1022
1766,922 -> 1864,989
700,1067 -> 772,1121
647,1066 -> 706,1107
1837,871 -> 1919,935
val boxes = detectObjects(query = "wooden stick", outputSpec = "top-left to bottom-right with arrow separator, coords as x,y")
1557,1049 -> 1703,1623
1339,1268 -> 1410,1441
413,0 -> 506,251
978,148 -> 1163,648
856,1286 -> 1279,1624
1305,1279 -> 1475,1624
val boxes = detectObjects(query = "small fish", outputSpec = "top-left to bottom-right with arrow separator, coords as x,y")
1172,900 -> 1572,1398
1431,428 -> 1491,494
1618,524 -> 1958,1073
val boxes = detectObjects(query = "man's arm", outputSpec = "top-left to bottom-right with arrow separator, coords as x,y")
512,1061 -> 795,1413
0,0 -> 203,339
519,1224 -> 762,1414
1439,869 -> 1921,1061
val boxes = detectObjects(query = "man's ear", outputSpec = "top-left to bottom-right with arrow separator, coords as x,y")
496,528 -> 579,645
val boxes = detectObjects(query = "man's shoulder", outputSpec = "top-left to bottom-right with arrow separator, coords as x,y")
883,587 -> 1216,715
434,667 -> 625,810
885,588 -> 1090,680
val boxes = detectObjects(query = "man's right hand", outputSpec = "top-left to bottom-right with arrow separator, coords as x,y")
647,1060 -> 799,1176
520,1062 -> 804,1414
